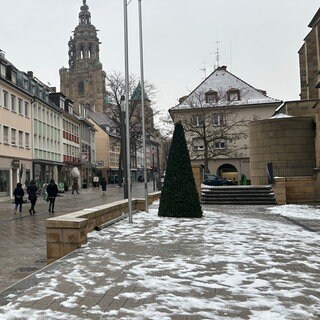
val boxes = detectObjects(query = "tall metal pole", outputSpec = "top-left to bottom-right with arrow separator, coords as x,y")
138,0 -> 148,212
120,95 -> 128,199
123,0 -> 132,222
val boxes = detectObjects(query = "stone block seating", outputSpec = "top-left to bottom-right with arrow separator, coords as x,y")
45,192 -> 161,263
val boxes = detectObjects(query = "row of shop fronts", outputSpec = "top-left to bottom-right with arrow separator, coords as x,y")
0,156 -> 95,200
0,152 -> 161,201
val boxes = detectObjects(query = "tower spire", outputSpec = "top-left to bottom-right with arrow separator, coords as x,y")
79,0 -> 91,25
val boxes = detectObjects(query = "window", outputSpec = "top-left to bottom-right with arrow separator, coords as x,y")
25,133 -> 30,148
11,95 -> 16,112
3,90 -> 8,108
18,98 -> 23,114
18,130 -> 23,148
23,78 -> 29,90
3,126 -> 9,144
25,102 -> 29,117
191,115 -> 204,127
205,90 -> 218,103
214,140 -> 226,149
192,138 -> 204,151
213,114 -> 226,126
78,81 -> 85,96
11,128 -> 16,145
227,89 -> 240,101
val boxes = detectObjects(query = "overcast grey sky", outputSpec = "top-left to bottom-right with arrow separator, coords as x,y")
1,1 -> 319,112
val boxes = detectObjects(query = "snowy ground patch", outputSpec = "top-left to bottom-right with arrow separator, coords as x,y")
0,205 -> 320,319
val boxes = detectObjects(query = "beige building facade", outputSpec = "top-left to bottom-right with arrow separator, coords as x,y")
169,66 -> 281,184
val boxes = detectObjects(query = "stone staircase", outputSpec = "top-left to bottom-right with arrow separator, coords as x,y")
201,185 -> 277,205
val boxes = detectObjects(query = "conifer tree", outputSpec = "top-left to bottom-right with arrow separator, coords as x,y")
158,122 -> 203,218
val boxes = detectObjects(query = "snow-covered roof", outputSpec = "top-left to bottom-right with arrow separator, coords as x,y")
270,113 -> 293,119
170,66 -> 281,111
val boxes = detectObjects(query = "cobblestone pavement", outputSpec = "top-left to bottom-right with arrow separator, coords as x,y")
0,183 -> 154,293
0,189 -> 320,319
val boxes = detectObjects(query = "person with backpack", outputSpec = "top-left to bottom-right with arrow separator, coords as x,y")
13,182 -> 24,214
46,179 -> 58,213
27,180 -> 38,215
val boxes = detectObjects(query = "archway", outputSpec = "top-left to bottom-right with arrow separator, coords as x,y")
217,164 -> 238,184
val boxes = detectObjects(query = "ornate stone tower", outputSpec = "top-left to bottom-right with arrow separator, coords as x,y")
60,0 -> 106,113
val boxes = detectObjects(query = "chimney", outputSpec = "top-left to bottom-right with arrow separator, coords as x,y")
50,86 -> 56,93
27,71 -> 34,78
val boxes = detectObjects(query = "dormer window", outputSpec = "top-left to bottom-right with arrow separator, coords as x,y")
205,90 -> 218,103
227,88 -> 240,101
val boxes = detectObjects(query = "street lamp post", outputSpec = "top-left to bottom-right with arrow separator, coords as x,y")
123,0 -> 132,222
138,0 -> 148,212
120,95 -> 128,199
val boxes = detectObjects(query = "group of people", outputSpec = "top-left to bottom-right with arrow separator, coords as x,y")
13,179 -> 58,215
13,176 -> 108,214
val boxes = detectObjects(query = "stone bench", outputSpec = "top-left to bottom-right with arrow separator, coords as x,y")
45,192 -> 161,263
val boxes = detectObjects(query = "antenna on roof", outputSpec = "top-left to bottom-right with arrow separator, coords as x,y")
199,59 -> 207,79
214,41 -> 220,70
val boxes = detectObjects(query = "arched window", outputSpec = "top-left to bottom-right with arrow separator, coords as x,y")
80,45 -> 85,59
88,44 -> 93,59
78,81 -> 85,96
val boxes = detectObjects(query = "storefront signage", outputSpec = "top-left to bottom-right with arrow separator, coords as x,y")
96,161 -> 104,167
11,159 -> 20,168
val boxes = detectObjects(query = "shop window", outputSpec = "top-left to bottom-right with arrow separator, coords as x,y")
0,170 -> 10,195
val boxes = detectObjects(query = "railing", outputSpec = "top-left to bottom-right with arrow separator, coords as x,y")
271,161 -> 315,177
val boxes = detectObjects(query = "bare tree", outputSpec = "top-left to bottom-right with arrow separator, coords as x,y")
104,71 -> 157,184
180,89 -> 250,174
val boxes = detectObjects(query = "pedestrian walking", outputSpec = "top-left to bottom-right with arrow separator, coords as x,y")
100,177 -> 107,195
71,177 -> 80,194
27,180 -> 38,215
46,179 -> 58,213
13,182 -> 24,214
93,176 -> 99,190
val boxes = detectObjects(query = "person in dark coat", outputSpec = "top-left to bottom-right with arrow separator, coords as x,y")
13,182 -> 24,214
100,177 -> 107,195
27,180 -> 38,215
46,179 -> 58,213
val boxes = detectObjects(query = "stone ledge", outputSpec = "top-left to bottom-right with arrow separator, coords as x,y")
46,193 -> 161,263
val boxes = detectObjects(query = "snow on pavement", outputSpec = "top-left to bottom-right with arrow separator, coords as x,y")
0,204 -> 319,319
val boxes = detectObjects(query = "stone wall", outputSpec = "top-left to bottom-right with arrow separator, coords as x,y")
273,176 -> 316,204
249,117 -> 315,185
46,193 -> 161,264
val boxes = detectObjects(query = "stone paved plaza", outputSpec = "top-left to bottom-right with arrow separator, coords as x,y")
0,194 -> 319,319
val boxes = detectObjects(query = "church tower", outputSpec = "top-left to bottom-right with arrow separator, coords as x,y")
60,0 -> 106,113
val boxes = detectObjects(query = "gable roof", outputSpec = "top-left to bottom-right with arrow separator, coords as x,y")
170,66 -> 281,111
